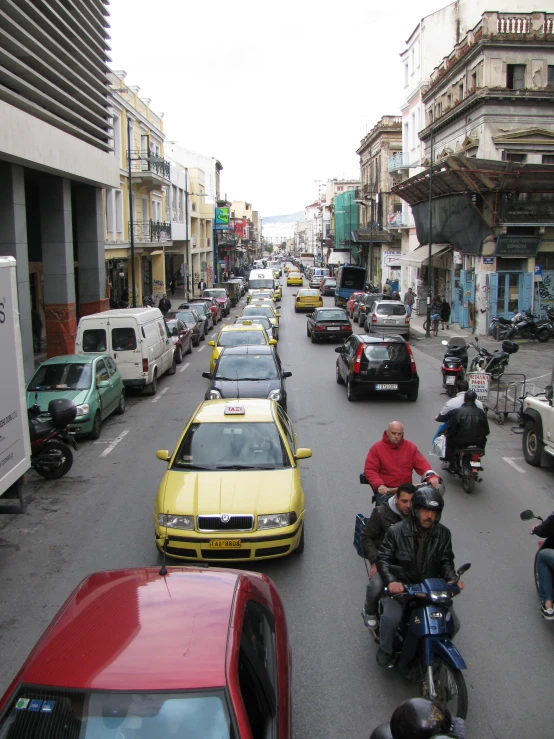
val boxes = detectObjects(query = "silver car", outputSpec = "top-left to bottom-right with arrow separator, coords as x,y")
364,300 -> 410,338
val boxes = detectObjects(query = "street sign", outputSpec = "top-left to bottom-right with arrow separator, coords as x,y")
468,372 -> 491,403
534,264 -> 543,282
482,257 -> 495,265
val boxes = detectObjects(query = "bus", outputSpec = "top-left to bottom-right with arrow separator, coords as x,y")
334,265 -> 367,307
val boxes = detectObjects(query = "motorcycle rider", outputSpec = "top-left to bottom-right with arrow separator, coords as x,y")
436,380 -> 484,419
443,390 -> 490,470
532,511 -> 554,619
376,488 -> 464,667
361,484 -> 416,629
364,422 -> 440,504
369,697 -> 466,739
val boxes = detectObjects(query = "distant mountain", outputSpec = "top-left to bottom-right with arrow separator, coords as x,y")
261,211 -> 305,224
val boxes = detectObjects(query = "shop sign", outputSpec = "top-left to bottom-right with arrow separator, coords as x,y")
453,251 -> 463,265
215,207 -> 230,231
482,257 -> 495,265
468,372 -> 490,403
382,250 -> 401,267
494,235 -> 541,257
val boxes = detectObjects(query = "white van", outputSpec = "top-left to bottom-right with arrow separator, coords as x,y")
75,308 -> 176,395
247,268 -> 277,297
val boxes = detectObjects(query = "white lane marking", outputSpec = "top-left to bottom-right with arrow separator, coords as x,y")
197,345 -> 205,352
503,457 -> 526,474
525,373 -> 551,383
100,429 -> 129,458
179,362 -> 190,373
151,387 -> 169,403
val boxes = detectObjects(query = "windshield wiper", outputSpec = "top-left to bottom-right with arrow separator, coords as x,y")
215,464 -> 272,470
172,463 -> 213,470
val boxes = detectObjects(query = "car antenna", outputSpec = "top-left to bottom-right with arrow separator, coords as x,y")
159,459 -> 170,576
236,370 -> 240,401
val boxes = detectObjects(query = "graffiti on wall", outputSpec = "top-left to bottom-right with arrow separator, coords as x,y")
538,271 -> 554,315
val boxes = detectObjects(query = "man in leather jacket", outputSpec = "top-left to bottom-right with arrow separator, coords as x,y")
376,488 -> 464,666
444,390 -> 489,468
532,511 -> 554,619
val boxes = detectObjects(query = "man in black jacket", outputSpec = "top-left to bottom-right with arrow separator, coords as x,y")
444,390 -> 489,468
532,512 -> 554,619
361,484 -> 415,629
158,293 -> 172,316
376,488 -> 464,666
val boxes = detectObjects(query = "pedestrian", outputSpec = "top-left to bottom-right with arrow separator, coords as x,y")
158,292 -> 171,316
391,290 -> 400,300
383,279 -> 392,295
198,277 -> 207,292
403,287 -> 415,317
440,296 -> 451,330
31,309 -> 42,353
169,279 -> 176,296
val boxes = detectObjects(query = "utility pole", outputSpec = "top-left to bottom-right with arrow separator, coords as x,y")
127,115 -> 136,306
426,128 -> 434,339
184,167 -> 190,301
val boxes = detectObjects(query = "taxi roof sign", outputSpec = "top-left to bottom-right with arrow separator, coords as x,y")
224,404 -> 245,415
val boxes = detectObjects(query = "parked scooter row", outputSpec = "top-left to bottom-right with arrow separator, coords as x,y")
489,307 -> 554,342
441,335 -> 518,394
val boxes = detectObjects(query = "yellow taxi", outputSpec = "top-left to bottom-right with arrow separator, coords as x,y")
207,323 -> 275,373
153,398 -> 311,561
249,289 -> 277,304
241,302 -> 281,339
287,271 -> 303,286
274,281 -> 282,300
246,287 -> 275,303
294,288 -> 323,312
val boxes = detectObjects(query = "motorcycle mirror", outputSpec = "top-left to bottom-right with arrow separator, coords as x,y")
520,509 -> 535,521
457,562 -> 471,575
545,385 -> 553,402
441,340 -> 448,346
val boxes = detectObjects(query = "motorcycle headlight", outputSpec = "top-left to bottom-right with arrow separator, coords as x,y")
157,514 -> 194,530
75,404 -> 89,417
430,590 -> 450,602
207,389 -> 222,399
257,512 -> 297,530
268,389 -> 281,401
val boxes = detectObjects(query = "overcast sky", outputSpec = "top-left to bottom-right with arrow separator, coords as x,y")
108,0 -> 450,217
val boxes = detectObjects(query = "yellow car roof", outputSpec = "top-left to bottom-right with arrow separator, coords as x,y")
194,398 -> 276,423
218,324 -> 267,336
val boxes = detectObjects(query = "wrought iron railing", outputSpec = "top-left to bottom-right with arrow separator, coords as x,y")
387,212 -> 409,227
129,150 -> 171,179
388,152 -> 411,171
129,220 -> 171,241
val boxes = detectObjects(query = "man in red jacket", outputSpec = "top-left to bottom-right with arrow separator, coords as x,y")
364,421 -> 440,504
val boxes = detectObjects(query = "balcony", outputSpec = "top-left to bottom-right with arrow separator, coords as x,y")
129,150 -> 171,187
387,212 -> 409,228
388,152 -> 411,172
129,220 -> 172,243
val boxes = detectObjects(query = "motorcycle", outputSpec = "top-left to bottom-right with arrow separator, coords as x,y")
371,563 -> 471,719
507,310 -> 552,343
520,509 -> 546,599
441,337 -> 469,397
489,314 -> 517,341
359,473 -> 445,504
28,398 -> 78,480
468,337 -> 518,381
443,445 -> 485,494
142,294 -> 155,308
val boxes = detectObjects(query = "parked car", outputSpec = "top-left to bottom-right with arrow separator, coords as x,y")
186,298 -> 215,332
0,567 -> 293,738
306,307 -> 352,343
320,277 -> 337,296
165,317 -> 194,362
203,345 -> 291,410
75,307 -> 176,396
26,354 -> 125,439
172,308 -> 206,346
202,288 -> 231,316
364,299 -> 411,338
335,334 -> 419,402
356,293 -> 386,325
346,291 -> 366,318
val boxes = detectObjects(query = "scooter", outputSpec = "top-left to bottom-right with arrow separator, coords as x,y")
142,294 -> 155,308
359,472 -> 445,504
28,398 -> 78,480
371,563 -> 471,720
520,509 -> 547,601
468,337 -> 518,381
441,337 -> 469,397
443,445 -> 485,494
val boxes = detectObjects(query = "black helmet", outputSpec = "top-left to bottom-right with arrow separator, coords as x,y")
369,723 -> 393,739
412,487 -> 444,523
390,698 -> 451,739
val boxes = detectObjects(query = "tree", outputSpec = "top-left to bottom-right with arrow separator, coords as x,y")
266,244 -> 274,254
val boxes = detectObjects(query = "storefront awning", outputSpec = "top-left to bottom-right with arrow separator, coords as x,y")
396,244 -> 451,267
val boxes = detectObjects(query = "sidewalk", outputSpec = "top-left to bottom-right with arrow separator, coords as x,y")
409,311 -> 475,341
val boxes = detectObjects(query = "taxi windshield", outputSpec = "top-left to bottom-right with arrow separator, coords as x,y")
235,317 -> 271,329
215,354 -> 278,381
218,330 -> 266,347
242,306 -> 273,319
0,686 -> 232,738
173,422 -> 291,470
28,363 -> 92,391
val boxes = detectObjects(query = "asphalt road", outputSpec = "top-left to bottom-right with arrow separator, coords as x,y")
1,282 -> 553,738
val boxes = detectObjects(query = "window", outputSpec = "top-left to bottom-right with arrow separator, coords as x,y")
82,329 -> 107,353
411,47 -> 415,72
549,66 -> 554,89
95,359 -> 110,384
105,190 -> 114,233
276,405 -> 295,454
542,154 -> 554,165
113,114 -> 121,162
28,363 -> 92,391
507,64 -> 526,90
504,152 -> 527,164
446,93 -> 452,108
115,189 -> 123,233
105,357 -> 118,376
470,71 -> 477,90
404,62 -> 409,86
112,327 -> 137,351
411,112 -> 416,148
458,82 -> 464,100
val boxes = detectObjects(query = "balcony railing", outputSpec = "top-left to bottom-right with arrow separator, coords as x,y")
129,220 -> 171,242
129,150 -> 171,180
387,212 -> 409,228
388,152 -> 411,172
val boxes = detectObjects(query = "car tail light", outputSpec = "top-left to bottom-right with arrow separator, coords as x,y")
353,344 -> 364,374
341,324 -> 350,330
441,363 -> 462,373
360,305 -> 366,313
471,453 -> 482,461
142,358 -> 149,373
406,344 -> 417,374
315,325 -> 326,332
405,315 -> 410,324
371,314 -> 377,323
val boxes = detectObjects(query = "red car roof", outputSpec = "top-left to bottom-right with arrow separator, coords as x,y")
16,568 -> 239,692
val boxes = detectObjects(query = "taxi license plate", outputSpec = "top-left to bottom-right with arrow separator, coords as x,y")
327,326 -> 339,330
376,384 -> 398,390
446,376 -> 456,385
209,539 -> 241,549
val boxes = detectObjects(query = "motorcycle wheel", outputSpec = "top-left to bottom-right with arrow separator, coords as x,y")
34,440 -> 73,480
537,328 -> 551,343
461,460 -> 475,494
422,657 -> 468,720
446,385 -> 457,398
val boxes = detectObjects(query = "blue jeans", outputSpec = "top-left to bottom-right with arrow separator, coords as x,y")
379,596 -> 460,655
405,304 -> 413,317
537,547 -> 554,602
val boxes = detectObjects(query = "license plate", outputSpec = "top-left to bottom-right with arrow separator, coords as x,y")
327,326 -> 339,330
376,384 -> 398,390
445,376 -> 456,385
209,539 -> 241,548
469,461 -> 481,467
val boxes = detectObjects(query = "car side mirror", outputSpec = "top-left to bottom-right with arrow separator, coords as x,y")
456,562 -> 471,576
359,473 -> 369,484
545,385 -> 553,403
156,450 -> 170,462
172,327 -> 178,336
202,371 -> 211,379
97,379 -> 109,388
208,340 -> 215,346
307,312 -> 313,318
282,371 -> 292,378
335,346 -> 345,353
269,339 -> 277,346
520,509 -> 536,521
276,313 -> 281,318
295,448 -> 312,460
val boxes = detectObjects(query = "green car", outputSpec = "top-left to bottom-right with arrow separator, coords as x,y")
26,354 -> 125,439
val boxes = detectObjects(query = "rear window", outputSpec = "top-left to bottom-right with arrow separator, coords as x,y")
314,310 -> 348,321
82,329 -> 106,353
112,327 -> 137,351
376,304 -> 406,316
364,344 -> 409,362
218,330 -> 266,347
298,290 -> 319,296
